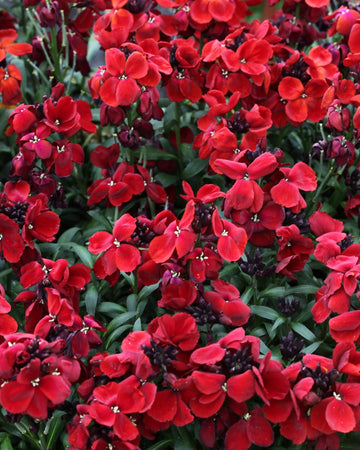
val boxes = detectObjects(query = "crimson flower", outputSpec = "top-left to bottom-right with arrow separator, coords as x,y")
270,161 -> 317,213
89,213 -> 141,274
99,48 -> 149,107
0,29 -> 32,61
0,213 -> 24,263
43,96 -> 81,134
275,225 -> 314,279
212,207 -> 247,262
22,198 -> 60,247
0,283 -> 17,335
148,201 -> 197,263
225,406 -> 274,450
0,358 -> 71,419
190,0 -> 235,24
214,152 -> 278,211
278,77 -> 328,123
89,376 -> 155,440
0,64 -> 22,105
203,279 -> 251,327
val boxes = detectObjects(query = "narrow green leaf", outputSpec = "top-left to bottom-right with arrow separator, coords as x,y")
146,440 -> 173,450
251,305 -> 279,321
138,281 -> 160,301
107,311 -> 137,332
98,302 -> 127,315
182,158 -> 208,179
271,317 -> 286,333
57,227 -> 80,244
292,322 -> 317,342
138,146 -> 177,161
87,210 -> 113,231
106,324 -> 132,348
302,341 -> 322,354
120,271 -> 136,288
171,426 -> 198,450
0,437 -> 13,450
133,317 -> 142,331
286,285 -> 320,295
85,285 -> 98,316
261,287 -> 286,297
127,294 -> 138,312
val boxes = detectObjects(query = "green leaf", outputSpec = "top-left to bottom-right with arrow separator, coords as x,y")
138,146 -> 177,161
120,271 -> 136,288
286,285 -> 320,295
251,305 -> 279,321
182,158 -> 208,179
171,426 -> 198,450
146,440 -> 173,450
302,341 -> 322,354
58,243 -> 94,267
292,322 -> 317,342
98,302 -> 127,315
271,317 -> 286,333
87,210 -> 113,231
85,285 -> 98,316
106,324 -> 132,348
126,294 -> 138,312
155,172 -> 178,188
0,437 -> 13,450
107,311 -> 137,332
133,317 -> 142,331
261,287 -> 286,297
57,227 -> 80,244
138,282 -> 160,301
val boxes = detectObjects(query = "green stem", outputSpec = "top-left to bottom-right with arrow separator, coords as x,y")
26,58 -> 50,86
175,102 -> 184,173
311,164 -> 335,206
49,26 -> 62,82
65,50 -> 77,94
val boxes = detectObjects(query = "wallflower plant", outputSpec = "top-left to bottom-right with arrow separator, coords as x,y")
0,0 -> 359,449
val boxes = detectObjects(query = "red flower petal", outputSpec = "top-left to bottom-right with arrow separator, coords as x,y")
0,381 -> 33,414
227,370 -> 255,403
88,231 -> 114,254
278,77 -> 304,100
115,244 -> 141,272
191,344 -> 225,365
325,398 -> 355,433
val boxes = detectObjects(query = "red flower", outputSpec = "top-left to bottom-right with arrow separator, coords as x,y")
0,29 -> 32,61
212,207 -> 247,262
89,213 -> 141,274
278,77 -> 328,123
214,152 -> 278,210
148,201 -> 197,263
0,283 -> 17,335
22,198 -> 60,247
329,311 -> 360,343
236,39 -> 273,76
47,140 -> 84,177
158,279 -> 197,310
0,358 -> 71,419
88,161 -> 144,207
43,96 -> 80,135
0,213 -> 24,263
99,48 -> 149,107
225,406 -> 274,450
0,64 -> 22,105
89,377 -> 149,441
203,279 -> 251,327
275,225 -> 314,279
270,161 -> 317,213
190,0 -> 235,24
